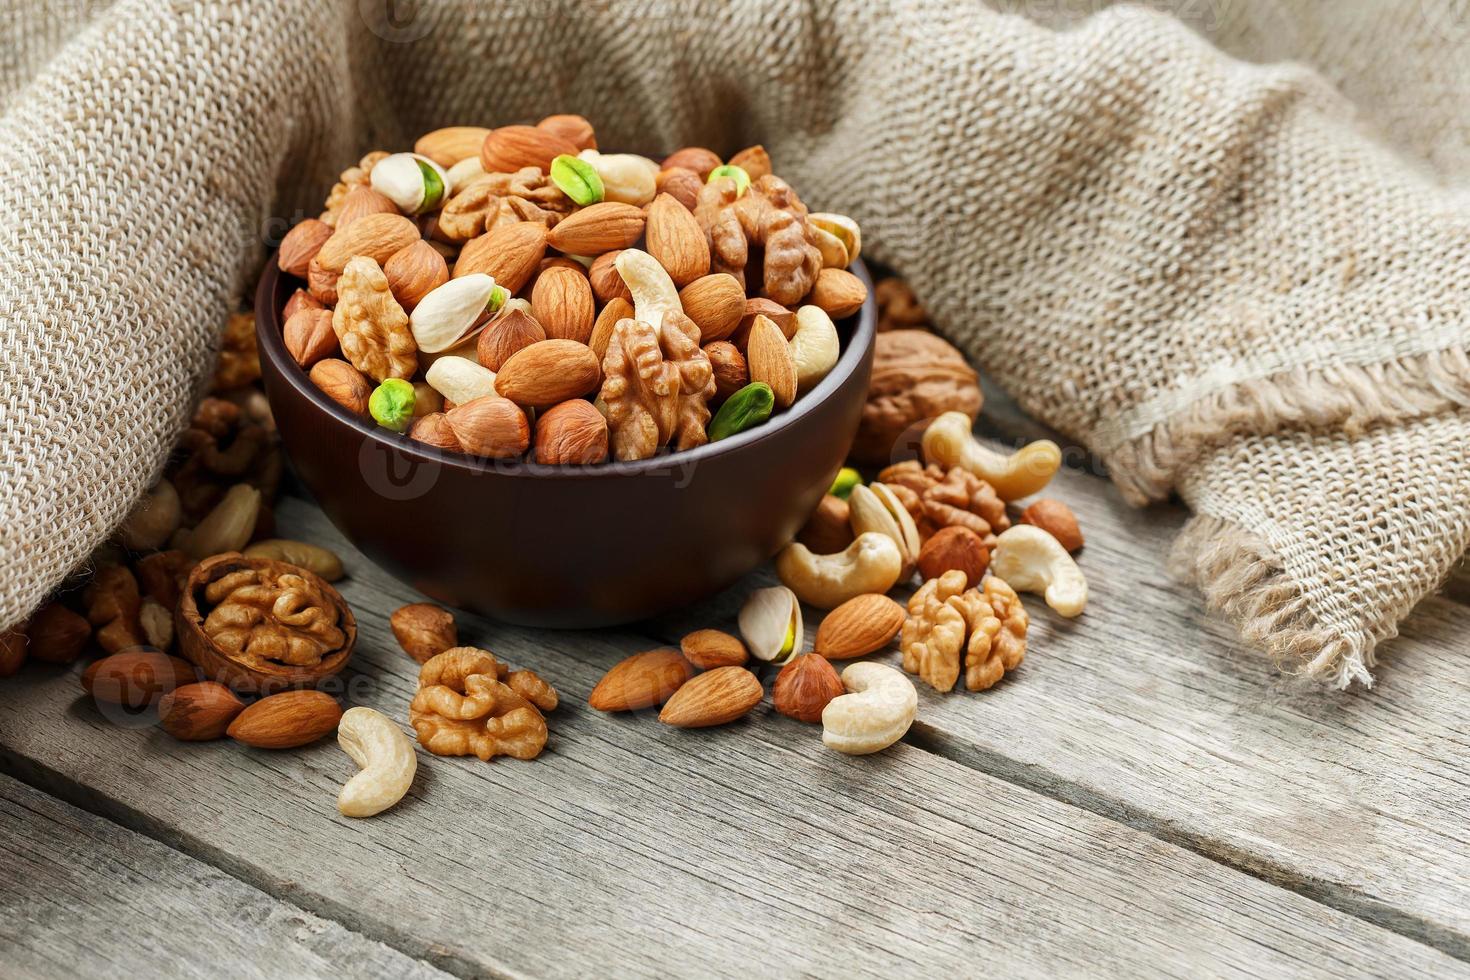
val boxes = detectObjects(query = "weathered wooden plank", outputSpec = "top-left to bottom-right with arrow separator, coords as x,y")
651,423 -> 1470,958
0,773 -> 448,980
0,496 -> 1462,978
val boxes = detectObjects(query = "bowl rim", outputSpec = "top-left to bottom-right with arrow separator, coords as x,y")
255,255 -> 876,481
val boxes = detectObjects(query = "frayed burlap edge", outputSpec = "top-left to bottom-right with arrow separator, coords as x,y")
1170,515 -> 1376,689
1107,344 -> 1470,506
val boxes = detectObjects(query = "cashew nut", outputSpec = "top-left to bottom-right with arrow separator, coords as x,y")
119,478 -> 182,551
578,150 -> 658,206
425,355 -> 496,405
776,532 -> 903,610
990,524 -> 1088,617
921,411 -> 1062,501
615,248 -> 681,334
336,706 -> 418,818
789,305 -> 840,392
848,483 -> 920,573
821,662 -> 917,755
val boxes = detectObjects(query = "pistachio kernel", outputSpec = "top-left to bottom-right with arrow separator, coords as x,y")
829,467 -> 862,499
369,378 -> 417,433
708,382 -> 774,441
550,154 -> 605,206
707,164 -> 751,196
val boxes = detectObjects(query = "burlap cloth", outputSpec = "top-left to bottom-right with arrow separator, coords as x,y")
3,0 -> 1468,688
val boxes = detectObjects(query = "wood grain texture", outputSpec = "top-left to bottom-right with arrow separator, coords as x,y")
0,497 -> 1462,978
0,773 -> 447,980
653,407 -> 1470,958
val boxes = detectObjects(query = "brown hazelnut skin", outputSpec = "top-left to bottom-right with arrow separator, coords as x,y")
797,495 -> 854,555
534,400 -> 609,465
1019,499 -> 1084,553
916,526 -> 990,587
589,251 -> 633,304
704,342 -> 748,403
309,359 -> 371,416
390,603 -> 458,664
409,412 -> 462,452
25,603 -> 90,665
771,654 -> 845,723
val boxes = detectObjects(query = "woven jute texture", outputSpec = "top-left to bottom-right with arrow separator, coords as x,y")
3,0 -> 1468,687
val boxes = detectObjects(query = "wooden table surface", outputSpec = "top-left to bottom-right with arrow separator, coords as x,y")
2,402 -> 1467,979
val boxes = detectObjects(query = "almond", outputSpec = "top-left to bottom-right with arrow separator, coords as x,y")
409,412 -> 462,451
679,274 -> 745,343
415,126 -> 492,168
808,267 -> 868,319
477,305 -> 545,371
655,168 -> 703,212
589,649 -> 694,711
679,629 -> 749,669
813,594 -> 906,659
390,602 -> 458,663
282,288 -> 324,322
734,297 -> 796,349
25,603 -> 90,664
337,185 -> 400,230
536,114 -> 597,152
384,240 -> 449,311
661,147 -> 721,178
480,124 -> 577,174
277,218 -> 332,278
645,193 -> 710,287
771,653 -> 844,723
546,202 -> 645,256
590,297 -> 632,360
494,339 -> 601,407
916,526 -> 990,585
728,144 -> 772,180
658,666 -> 762,728
445,396 -> 530,458
531,266 -> 596,343
745,315 -> 798,409
316,212 -> 420,274
158,681 -> 245,741
534,399 -> 609,465
703,341 -> 748,402
1019,499 -> 1085,552
453,221 -> 547,294
227,690 -> 342,749
310,358 -> 372,415
588,251 -> 632,304
284,308 -> 337,367
82,651 -> 196,708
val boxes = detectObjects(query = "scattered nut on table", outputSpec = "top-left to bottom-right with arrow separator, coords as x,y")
410,647 -> 553,760
336,706 -> 418,817
821,662 -> 917,756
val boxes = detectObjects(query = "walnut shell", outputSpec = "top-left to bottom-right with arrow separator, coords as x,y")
176,553 -> 355,695
851,330 -> 981,465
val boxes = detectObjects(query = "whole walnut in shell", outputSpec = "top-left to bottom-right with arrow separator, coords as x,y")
852,330 -> 981,465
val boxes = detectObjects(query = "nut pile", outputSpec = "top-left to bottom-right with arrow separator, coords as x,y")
275,115 -> 868,463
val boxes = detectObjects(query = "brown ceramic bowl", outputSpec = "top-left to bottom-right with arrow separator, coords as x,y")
255,259 -> 876,628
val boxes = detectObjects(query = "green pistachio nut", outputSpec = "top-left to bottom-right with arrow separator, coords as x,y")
708,382 -> 774,441
369,378 -> 416,433
550,154 -> 605,206
487,283 -> 509,315
417,158 -> 446,211
706,164 -> 751,196
828,467 -> 861,499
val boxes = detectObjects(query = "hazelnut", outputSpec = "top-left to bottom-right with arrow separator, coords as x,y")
282,287 -> 324,322
476,306 -> 546,372
309,358 -> 372,416
284,308 -> 337,367
797,495 -> 854,555
1019,499 -> 1084,553
704,341 -> 748,402
0,629 -> 24,677
916,526 -> 990,587
390,603 -> 458,664
25,603 -> 90,664
534,400 -> 609,465
588,251 -> 632,304
661,147 -> 722,178
655,167 -> 703,212
409,412 -> 462,452
771,653 -> 845,723
733,298 -> 795,350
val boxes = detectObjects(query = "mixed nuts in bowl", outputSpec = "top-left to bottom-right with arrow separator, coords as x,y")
257,114 -> 876,627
